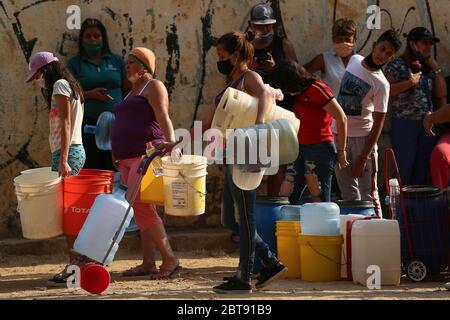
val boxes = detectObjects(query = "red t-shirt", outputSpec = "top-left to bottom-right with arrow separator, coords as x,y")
294,80 -> 335,145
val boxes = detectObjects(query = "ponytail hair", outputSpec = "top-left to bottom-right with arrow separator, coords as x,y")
217,31 -> 255,64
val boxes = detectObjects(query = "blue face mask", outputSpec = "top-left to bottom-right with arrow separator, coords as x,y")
83,43 -> 103,54
257,31 -> 274,43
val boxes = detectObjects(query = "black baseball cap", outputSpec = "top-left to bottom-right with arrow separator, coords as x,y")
250,3 -> 277,25
407,27 -> 440,43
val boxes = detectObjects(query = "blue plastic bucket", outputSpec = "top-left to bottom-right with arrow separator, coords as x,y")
254,196 -> 289,272
337,200 -> 376,216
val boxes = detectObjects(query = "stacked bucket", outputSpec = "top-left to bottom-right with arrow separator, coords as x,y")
276,205 -> 301,278
276,203 -> 343,282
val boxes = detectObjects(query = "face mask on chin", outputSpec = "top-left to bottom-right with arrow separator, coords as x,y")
363,53 -> 386,70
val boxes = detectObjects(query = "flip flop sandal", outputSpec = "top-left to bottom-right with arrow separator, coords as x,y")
122,265 -> 159,277
149,266 -> 183,280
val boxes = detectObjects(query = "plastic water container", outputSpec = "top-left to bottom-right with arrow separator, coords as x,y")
83,112 -> 115,150
211,87 -> 300,138
279,205 -> 301,221
14,171 -> 63,239
254,196 -> 289,272
350,219 -> 401,286
300,203 -> 340,236
339,214 -> 365,279
337,200 -> 376,216
229,119 -> 299,191
74,185 -> 134,265
162,155 -> 208,216
387,178 -> 400,219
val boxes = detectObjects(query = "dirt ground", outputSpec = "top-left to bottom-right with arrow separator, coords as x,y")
0,250 -> 449,300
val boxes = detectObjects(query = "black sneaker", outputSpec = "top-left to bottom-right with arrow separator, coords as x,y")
255,263 -> 287,290
213,276 -> 252,294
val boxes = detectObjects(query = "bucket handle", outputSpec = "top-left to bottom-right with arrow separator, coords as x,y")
178,172 -> 207,197
305,241 -> 346,266
16,188 -> 61,213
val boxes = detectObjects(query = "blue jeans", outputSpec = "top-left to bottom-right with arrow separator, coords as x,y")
390,117 -> 436,185
221,165 -> 278,282
290,142 -> 337,204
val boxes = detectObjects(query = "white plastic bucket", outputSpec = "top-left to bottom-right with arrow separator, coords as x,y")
162,155 -> 208,216
20,167 -> 52,175
14,171 -> 63,239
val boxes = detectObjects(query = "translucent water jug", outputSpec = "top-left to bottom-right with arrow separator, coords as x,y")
229,119 -> 299,191
300,203 -> 340,236
212,87 -> 300,138
280,205 -> 301,221
74,184 -> 134,265
83,112 -> 115,151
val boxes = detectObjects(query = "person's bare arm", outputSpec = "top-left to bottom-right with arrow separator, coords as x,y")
323,98 -> 348,169
352,112 -> 386,178
54,94 -> 73,177
282,38 -> 299,63
303,54 -> 325,75
386,72 -> 421,96
146,80 -> 176,143
424,104 -> 450,136
243,71 -> 273,124
427,58 -> 447,102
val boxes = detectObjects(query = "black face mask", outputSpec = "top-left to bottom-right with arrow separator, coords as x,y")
363,53 -> 386,70
217,59 -> 234,75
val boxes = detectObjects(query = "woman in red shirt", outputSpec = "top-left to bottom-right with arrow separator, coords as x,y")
270,61 -> 348,203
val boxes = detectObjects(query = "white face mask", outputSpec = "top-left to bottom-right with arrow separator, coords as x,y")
35,76 -> 46,89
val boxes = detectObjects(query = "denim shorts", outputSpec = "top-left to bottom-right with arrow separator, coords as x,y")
51,144 -> 86,175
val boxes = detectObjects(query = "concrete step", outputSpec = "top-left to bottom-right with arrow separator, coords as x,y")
0,228 -> 237,257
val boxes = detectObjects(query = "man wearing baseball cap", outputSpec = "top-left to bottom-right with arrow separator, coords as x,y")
247,3 -> 299,197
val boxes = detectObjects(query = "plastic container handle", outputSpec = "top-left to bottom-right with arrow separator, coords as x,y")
138,149 -> 163,175
84,125 -> 98,135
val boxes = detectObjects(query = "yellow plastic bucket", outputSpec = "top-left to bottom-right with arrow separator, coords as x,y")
298,235 -> 343,282
140,164 -> 164,206
276,221 -> 301,279
162,155 -> 207,216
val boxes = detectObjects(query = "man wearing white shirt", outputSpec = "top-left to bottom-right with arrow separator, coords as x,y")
334,30 -> 402,217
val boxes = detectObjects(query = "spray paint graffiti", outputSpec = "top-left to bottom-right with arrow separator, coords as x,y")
192,0 -> 215,126
165,20 -> 181,98
0,0 -> 448,238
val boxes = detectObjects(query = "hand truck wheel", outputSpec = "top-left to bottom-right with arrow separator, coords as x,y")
406,260 -> 427,282
81,263 -> 111,294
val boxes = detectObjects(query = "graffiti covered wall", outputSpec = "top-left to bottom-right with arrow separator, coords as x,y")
1,0 -> 449,238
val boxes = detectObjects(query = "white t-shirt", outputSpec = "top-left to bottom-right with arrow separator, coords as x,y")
49,79 -> 84,153
322,50 -> 348,96
334,54 -> 390,137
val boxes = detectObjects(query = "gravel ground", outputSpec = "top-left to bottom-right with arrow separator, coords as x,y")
0,251 -> 449,300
